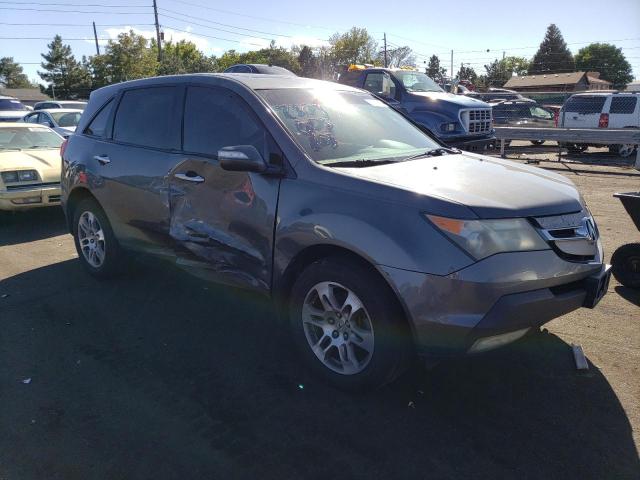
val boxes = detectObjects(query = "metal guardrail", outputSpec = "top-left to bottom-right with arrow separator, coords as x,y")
494,127 -> 640,169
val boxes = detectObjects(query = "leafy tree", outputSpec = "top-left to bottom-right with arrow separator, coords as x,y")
240,41 -> 300,74
158,40 -> 215,75
38,35 -> 90,98
530,24 -> 575,74
214,50 -> 242,71
384,46 -> 416,68
457,65 -> 477,83
575,43 -> 633,88
0,57 -> 32,88
329,27 -> 377,66
297,45 -> 318,78
91,31 -> 158,85
426,55 -> 446,81
502,56 -> 530,76
481,56 -> 531,87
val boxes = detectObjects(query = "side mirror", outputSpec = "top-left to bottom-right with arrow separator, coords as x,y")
218,145 -> 267,173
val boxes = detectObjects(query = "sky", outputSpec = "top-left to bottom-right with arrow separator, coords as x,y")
1,0 -> 639,84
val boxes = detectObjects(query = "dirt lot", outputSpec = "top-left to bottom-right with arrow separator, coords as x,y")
1,145 -> 639,479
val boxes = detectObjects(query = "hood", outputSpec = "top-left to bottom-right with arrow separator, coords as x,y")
0,148 -> 61,184
335,153 -> 582,218
407,91 -> 490,109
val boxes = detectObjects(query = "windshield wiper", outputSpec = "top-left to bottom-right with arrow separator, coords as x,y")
403,147 -> 461,162
325,159 -> 398,168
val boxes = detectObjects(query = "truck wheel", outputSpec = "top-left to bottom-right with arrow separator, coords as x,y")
611,243 -> 640,289
530,140 -> 545,146
289,257 -> 409,391
72,198 -> 125,279
609,144 -> 636,158
566,143 -> 587,153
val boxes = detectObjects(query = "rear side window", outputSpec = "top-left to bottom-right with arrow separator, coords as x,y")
84,99 -> 114,137
183,86 -> 265,156
113,87 -> 180,150
609,96 -> 637,114
563,96 -> 607,114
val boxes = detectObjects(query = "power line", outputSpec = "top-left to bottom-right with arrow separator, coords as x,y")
161,25 -> 266,47
159,12 -> 292,41
0,36 -> 111,40
0,22 -> 155,26
0,6 -> 150,13
168,0 -> 335,31
0,0 -> 148,5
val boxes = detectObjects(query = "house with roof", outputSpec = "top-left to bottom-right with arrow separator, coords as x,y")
503,72 -> 612,92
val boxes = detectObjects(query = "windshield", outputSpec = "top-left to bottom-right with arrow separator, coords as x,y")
51,111 -> 82,127
0,127 -> 63,150
393,71 -> 443,93
259,88 -> 440,165
0,99 -> 28,111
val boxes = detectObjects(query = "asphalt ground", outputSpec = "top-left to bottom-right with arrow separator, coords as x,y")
1,144 -> 639,479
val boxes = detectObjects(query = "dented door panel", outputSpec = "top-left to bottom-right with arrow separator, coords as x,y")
169,157 -> 280,293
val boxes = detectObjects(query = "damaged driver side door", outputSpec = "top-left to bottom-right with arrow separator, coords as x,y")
169,86 -> 282,293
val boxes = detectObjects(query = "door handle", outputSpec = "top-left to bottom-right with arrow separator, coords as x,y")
93,154 -> 111,165
175,172 -> 205,183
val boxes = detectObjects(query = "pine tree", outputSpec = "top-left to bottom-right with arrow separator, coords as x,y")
529,24 -> 575,74
0,57 -> 32,88
426,55 -> 445,81
38,35 -> 90,98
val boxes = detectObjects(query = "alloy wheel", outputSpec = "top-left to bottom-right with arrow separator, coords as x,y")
78,211 -> 106,268
301,281 -> 374,375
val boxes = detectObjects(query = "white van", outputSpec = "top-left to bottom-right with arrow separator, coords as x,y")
559,92 -> 640,157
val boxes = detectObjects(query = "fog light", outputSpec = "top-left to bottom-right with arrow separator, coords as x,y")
11,196 -> 42,205
468,328 -> 530,353
440,122 -> 456,132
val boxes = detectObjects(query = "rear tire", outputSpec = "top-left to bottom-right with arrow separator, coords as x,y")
530,140 -> 545,146
72,198 -> 125,279
611,243 -> 640,289
609,144 -> 636,158
566,143 -> 588,153
288,256 -> 409,391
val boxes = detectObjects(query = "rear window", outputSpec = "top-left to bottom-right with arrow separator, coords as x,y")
563,96 -> 607,114
0,99 -> 27,111
113,87 -> 180,150
609,96 -> 637,114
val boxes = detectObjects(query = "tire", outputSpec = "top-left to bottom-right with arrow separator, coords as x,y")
530,140 -> 545,146
72,197 -> 125,279
566,143 -> 588,153
289,256 -> 409,391
609,144 -> 637,158
611,243 -> 640,289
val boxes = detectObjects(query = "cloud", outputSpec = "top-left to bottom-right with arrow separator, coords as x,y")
102,25 -> 222,55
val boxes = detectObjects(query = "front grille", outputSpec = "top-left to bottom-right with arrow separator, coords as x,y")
460,109 -> 492,135
5,182 -> 60,191
532,210 -> 599,262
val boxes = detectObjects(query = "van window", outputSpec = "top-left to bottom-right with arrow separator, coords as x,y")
563,96 -> 607,114
609,97 -> 637,114
183,86 -> 265,157
113,87 -> 180,150
84,99 -> 114,137
363,73 -> 396,98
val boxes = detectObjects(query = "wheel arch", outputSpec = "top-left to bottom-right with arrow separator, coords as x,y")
65,187 -> 99,233
274,243 -> 418,345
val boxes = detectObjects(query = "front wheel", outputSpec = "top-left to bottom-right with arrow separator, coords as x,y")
289,257 -> 409,391
72,198 -> 125,278
611,243 -> 640,289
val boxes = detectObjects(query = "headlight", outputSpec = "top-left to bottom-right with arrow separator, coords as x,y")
425,214 -> 549,260
1,170 -> 39,183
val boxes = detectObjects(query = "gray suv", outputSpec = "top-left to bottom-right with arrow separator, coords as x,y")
61,74 -> 610,390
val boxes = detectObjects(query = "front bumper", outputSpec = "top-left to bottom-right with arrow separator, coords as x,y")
380,249 -> 606,358
0,183 -> 62,210
442,134 -> 496,151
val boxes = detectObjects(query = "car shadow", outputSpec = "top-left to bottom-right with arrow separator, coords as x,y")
0,259 -> 638,480
615,285 -> 640,306
0,207 -> 68,246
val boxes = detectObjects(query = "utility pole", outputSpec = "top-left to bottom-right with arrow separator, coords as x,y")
153,0 -> 162,61
383,33 -> 388,68
92,21 -> 100,55
450,49 -> 453,80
